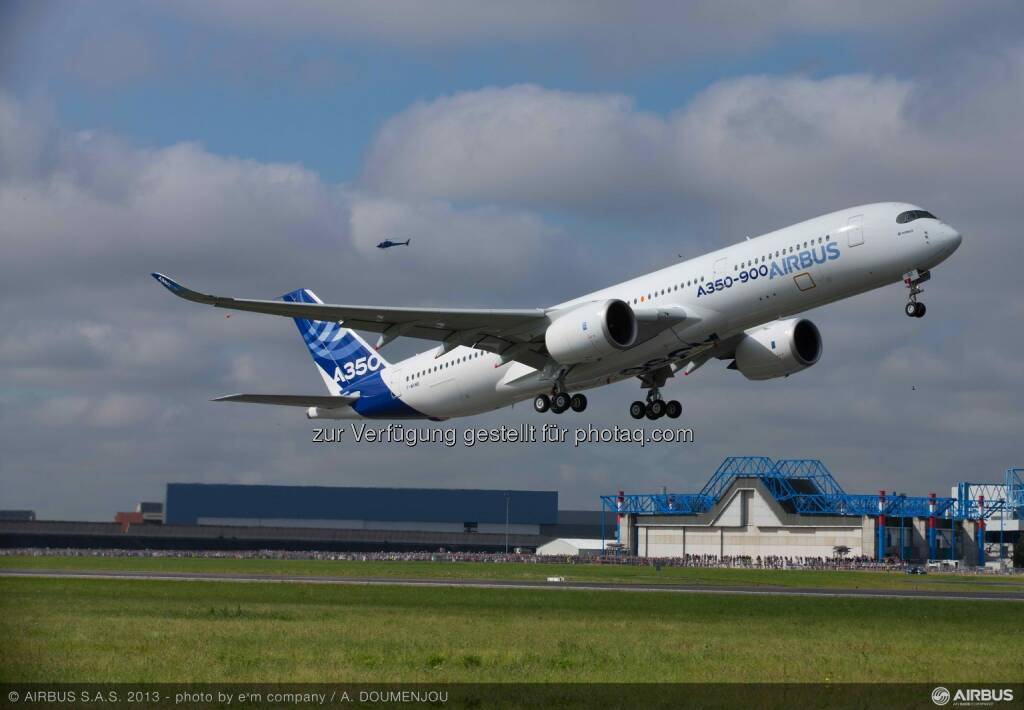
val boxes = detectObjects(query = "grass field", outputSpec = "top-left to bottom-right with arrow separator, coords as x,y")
2,577 -> 1024,680
2,575 -> 1022,683
3,554 -> 1024,593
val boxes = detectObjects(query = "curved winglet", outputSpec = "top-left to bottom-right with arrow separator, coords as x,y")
150,273 -> 217,305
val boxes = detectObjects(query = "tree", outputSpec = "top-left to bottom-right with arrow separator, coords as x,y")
833,545 -> 850,558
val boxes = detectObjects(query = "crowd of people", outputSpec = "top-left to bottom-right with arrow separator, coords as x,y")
0,546 -> 979,572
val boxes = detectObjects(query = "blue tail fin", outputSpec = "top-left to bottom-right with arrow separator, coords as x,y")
281,288 -> 389,395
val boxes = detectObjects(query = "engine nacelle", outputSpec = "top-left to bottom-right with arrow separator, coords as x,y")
545,299 -> 637,365
732,318 -> 822,381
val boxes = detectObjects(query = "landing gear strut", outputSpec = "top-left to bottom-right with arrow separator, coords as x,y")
904,269 -> 930,318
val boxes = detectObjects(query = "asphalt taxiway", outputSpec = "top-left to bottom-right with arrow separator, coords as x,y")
2,568 -> 1022,602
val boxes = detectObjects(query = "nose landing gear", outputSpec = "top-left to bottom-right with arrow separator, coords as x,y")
903,269 -> 930,318
904,301 -> 926,318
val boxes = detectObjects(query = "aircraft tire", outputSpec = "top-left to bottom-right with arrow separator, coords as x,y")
629,401 -> 646,419
533,394 -> 551,413
647,400 -> 666,419
570,393 -> 588,412
665,400 -> 682,419
551,392 -> 571,413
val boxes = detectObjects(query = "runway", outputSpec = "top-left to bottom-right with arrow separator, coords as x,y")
2,567 -> 1023,602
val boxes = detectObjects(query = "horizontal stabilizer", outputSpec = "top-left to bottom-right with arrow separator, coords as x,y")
212,394 -> 359,408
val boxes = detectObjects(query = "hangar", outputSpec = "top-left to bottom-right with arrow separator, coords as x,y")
166,483 -> 557,535
0,485 -> 612,553
604,457 -> 1023,565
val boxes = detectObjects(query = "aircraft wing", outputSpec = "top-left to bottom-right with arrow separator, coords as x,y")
152,273 -> 552,368
212,394 -> 359,408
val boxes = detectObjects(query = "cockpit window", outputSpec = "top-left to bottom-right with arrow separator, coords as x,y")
896,210 -> 937,224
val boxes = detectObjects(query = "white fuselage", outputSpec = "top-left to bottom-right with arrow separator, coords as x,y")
338,202 -> 961,419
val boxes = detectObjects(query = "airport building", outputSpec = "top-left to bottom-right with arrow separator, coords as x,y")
0,510 -> 36,522
166,484 -> 558,535
604,457 -> 1023,565
0,485 -> 612,553
0,459 -> 1018,564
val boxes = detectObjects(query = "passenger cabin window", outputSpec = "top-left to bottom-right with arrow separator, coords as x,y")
896,210 -> 936,224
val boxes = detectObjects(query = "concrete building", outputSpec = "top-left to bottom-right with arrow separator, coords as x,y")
137,502 -> 164,524
625,476 -> 875,559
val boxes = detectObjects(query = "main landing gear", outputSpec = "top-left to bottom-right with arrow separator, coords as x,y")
534,392 -> 587,414
629,389 -> 682,421
904,269 -> 930,318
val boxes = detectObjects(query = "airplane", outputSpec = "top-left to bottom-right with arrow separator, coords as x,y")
152,202 -> 961,421
377,238 -> 411,249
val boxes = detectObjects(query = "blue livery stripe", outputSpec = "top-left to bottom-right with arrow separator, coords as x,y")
280,288 -> 427,419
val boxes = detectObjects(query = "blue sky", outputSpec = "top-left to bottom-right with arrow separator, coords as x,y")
5,2 -> 882,183
1,2 -> 1023,519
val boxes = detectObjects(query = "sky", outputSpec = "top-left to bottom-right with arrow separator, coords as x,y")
1,1 -> 1023,520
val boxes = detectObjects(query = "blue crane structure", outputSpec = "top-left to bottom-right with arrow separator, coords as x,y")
601,457 -> 1023,564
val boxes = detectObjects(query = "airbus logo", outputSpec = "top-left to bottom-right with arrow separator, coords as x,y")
155,274 -> 181,292
932,686 -> 1015,706
697,242 -> 841,298
766,241 -> 841,279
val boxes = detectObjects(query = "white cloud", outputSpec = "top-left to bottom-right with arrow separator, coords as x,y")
0,92 -> 574,306
348,192 -> 561,284
361,62 -> 1024,227
363,86 -> 675,212
168,1 -> 1017,59
879,347 -> 953,381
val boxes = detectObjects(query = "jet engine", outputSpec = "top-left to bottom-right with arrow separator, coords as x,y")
731,318 -> 822,380
545,299 -> 637,364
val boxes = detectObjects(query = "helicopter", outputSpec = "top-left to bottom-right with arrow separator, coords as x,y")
376,238 -> 411,249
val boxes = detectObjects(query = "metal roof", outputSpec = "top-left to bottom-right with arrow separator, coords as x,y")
603,456 -> 1020,521
165,483 -> 558,526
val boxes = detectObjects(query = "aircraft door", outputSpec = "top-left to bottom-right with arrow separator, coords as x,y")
389,366 -> 405,399
430,375 -> 470,415
846,214 -> 864,247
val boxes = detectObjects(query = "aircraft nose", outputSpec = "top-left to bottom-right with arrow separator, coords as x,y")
944,225 -> 963,253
